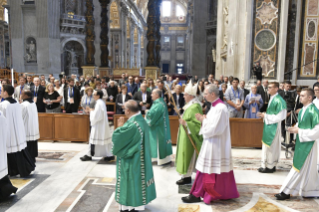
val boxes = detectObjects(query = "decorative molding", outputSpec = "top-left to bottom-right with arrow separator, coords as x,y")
256,2 -> 278,25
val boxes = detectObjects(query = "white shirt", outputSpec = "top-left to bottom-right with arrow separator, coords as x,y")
122,94 -> 126,104
313,98 -> 319,110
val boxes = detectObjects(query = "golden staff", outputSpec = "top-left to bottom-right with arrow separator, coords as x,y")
166,85 -> 199,155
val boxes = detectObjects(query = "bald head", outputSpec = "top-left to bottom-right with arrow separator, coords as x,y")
152,89 -> 162,101
124,100 -> 139,117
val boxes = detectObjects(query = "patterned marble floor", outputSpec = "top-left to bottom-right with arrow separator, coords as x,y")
1,142 -> 318,212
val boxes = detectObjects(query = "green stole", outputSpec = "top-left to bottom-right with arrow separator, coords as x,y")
262,94 -> 287,147
293,104 -> 319,172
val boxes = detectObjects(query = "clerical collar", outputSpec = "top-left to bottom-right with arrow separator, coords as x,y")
270,92 -> 278,99
183,97 -> 201,111
23,98 -> 33,103
128,111 -> 141,120
5,97 -> 17,103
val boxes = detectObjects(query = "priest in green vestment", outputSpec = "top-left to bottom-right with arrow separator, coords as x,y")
276,88 -> 319,200
112,100 -> 156,211
175,82 -> 203,185
257,82 -> 287,173
145,89 -> 173,165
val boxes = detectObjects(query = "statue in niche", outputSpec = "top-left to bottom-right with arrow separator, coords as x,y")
221,7 -> 229,50
25,38 -> 37,63
65,48 -> 79,68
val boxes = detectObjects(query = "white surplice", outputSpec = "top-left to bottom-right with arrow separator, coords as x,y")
89,99 -> 113,157
280,104 -> 319,197
21,101 -> 40,141
261,93 -> 287,169
314,98 -> 319,169
0,111 -> 8,179
196,100 -> 233,174
0,100 -> 27,153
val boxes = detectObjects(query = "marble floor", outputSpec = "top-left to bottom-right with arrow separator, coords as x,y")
0,142 -> 318,212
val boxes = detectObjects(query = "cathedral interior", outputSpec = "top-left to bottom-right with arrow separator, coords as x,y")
2,0 -> 319,212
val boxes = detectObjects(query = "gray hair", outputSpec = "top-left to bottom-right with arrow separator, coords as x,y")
153,89 -> 162,98
205,84 -> 219,96
33,77 -> 40,82
125,100 -> 139,113
251,84 -> 257,89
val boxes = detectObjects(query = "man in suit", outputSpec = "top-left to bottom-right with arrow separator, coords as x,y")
170,85 -> 185,115
257,79 -> 269,112
279,81 -> 296,147
32,77 -> 46,112
133,83 -> 152,114
116,85 -> 131,114
14,76 -> 28,102
26,75 -> 34,87
126,76 -> 138,97
64,78 -> 81,113
157,80 -> 169,105
253,62 -> 263,81
134,77 -> 141,90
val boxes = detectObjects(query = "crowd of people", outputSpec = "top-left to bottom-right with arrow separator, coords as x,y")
1,71 -> 319,210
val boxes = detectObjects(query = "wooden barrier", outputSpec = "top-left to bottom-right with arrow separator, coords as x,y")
38,113 -> 90,142
114,115 -> 263,148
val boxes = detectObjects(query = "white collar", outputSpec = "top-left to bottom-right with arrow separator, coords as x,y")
270,92 -> 278,99
302,103 -> 312,111
183,97 -> 201,111
128,111 -> 141,120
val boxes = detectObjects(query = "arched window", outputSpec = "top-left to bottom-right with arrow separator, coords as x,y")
162,1 -> 171,17
176,5 -> 185,17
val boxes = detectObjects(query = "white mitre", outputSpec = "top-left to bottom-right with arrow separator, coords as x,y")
184,81 -> 197,96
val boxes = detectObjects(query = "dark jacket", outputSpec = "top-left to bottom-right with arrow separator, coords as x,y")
253,66 -> 263,81
126,83 -> 138,96
31,85 -> 46,112
133,91 -> 152,111
278,89 -> 296,111
107,85 -> 119,101
170,93 -> 185,115
64,86 -> 81,113
116,93 -> 131,114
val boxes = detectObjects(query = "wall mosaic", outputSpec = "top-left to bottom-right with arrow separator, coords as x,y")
251,0 -> 281,79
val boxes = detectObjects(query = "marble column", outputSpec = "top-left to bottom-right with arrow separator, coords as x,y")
130,22 -> 135,69
276,0 -> 289,83
84,0 -> 95,65
292,0 -> 302,84
99,0 -> 111,67
146,0 -> 157,66
119,3 -> 128,68
155,0 -> 162,67
136,28 -> 141,68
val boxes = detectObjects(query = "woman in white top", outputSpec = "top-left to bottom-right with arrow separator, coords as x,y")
54,80 -> 64,106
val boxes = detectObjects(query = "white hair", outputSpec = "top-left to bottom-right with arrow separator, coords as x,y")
33,77 -> 40,82
205,84 -> 219,96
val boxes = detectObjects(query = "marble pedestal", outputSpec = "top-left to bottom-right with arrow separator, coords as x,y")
145,66 -> 160,80
98,67 -> 110,78
82,66 -> 96,78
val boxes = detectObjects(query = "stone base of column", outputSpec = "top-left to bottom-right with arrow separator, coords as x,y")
82,66 -> 96,78
145,66 -> 160,80
98,67 -> 111,78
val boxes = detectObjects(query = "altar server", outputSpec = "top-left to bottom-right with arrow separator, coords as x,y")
0,110 -> 18,199
276,88 -> 319,200
145,89 -> 173,165
257,82 -> 287,173
80,90 -> 114,161
112,100 -> 156,212
0,85 -> 35,177
182,84 -> 239,204
175,82 -> 203,185
20,88 -> 40,162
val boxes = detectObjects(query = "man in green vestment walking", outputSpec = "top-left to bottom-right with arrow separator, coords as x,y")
145,89 -> 173,165
257,82 -> 287,173
175,82 -> 203,185
112,100 -> 156,211
275,88 -> 319,200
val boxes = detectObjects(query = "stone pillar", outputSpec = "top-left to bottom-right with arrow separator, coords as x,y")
130,22 -> 135,69
292,0 -> 302,84
170,35 -> 176,74
84,0 -> 95,65
136,28 -> 141,68
99,0 -> 110,67
155,0 -> 162,67
145,0 -> 161,78
277,0 -> 289,83
119,3 -> 128,68
93,0 -> 101,67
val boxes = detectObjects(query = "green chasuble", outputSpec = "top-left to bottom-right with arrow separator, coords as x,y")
145,97 -> 173,159
112,114 -> 156,207
175,102 -> 203,175
293,104 -> 319,172
262,94 -> 287,147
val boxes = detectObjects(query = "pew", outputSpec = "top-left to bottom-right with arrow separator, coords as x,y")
38,113 -> 90,142
113,115 -> 263,148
